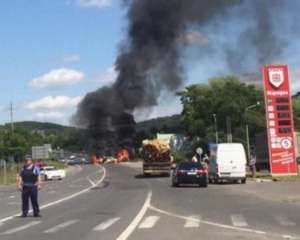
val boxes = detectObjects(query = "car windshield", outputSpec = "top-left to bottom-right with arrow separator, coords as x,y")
43,167 -> 56,171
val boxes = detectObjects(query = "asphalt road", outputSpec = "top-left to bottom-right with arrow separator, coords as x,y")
0,164 -> 300,240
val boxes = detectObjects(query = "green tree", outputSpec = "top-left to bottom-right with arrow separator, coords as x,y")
178,76 -> 265,147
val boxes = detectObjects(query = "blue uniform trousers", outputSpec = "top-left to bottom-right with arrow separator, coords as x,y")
22,186 -> 40,216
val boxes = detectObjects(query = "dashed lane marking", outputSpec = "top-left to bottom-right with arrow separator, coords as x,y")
184,216 -> 201,228
274,215 -> 296,227
282,234 -> 298,240
138,216 -> 160,229
93,217 -> 121,231
0,166 -> 106,224
230,214 -> 248,227
149,205 -> 266,235
116,191 -> 152,240
44,219 -> 79,233
87,177 -> 96,187
1,221 -> 41,235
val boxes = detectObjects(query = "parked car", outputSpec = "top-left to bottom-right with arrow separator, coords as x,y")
40,166 -> 66,181
172,162 -> 208,188
34,161 -> 48,168
208,143 -> 247,184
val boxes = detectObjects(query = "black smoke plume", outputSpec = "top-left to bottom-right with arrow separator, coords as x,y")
74,0 -> 295,154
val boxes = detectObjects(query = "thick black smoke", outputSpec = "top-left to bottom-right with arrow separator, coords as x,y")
225,0 -> 287,79
74,0 -> 294,153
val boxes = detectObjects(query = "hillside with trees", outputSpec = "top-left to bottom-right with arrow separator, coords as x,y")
0,122 -> 86,161
0,79 -> 299,162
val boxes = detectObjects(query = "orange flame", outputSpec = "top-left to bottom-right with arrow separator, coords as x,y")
116,149 -> 130,163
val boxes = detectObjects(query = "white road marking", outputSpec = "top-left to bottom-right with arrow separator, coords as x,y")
230,214 -> 248,227
274,215 -> 296,226
282,234 -> 298,240
0,166 -> 106,224
1,221 -> 41,235
184,216 -> 200,228
93,217 -> 121,231
87,177 -> 96,187
8,196 -> 16,199
149,205 -> 266,235
138,216 -> 160,229
44,219 -> 79,233
116,191 -> 152,240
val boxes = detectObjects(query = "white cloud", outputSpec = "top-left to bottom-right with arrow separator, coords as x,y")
77,0 -> 112,9
27,96 -> 83,110
34,111 -> 66,120
29,68 -> 84,89
98,66 -> 118,85
63,54 -> 81,63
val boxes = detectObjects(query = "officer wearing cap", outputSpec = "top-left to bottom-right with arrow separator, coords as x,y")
17,158 -> 42,217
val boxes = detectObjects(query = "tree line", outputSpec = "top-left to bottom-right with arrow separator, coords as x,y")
0,76 -> 299,161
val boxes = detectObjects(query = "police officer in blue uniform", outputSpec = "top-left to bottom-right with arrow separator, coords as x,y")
17,158 -> 42,217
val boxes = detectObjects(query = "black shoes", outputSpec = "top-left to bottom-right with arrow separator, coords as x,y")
20,213 -> 41,217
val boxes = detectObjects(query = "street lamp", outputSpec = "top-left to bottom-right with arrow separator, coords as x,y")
213,114 -> 218,144
245,102 -> 260,161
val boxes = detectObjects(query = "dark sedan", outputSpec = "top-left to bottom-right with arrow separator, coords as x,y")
172,162 -> 208,188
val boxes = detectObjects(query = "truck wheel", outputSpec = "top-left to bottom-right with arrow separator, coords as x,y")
214,176 -> 219,184
241,178 -> 246,184
200,180 -> 208,188
172,182 -> 179,187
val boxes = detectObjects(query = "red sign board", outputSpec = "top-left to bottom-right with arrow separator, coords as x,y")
262,65 -> 297,175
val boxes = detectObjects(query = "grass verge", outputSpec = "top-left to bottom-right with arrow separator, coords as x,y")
0,160 -> 66,186
247,171 -> 300,181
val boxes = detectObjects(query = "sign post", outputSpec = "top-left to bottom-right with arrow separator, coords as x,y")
0,160 -> 7,185
262,65 -> 297,176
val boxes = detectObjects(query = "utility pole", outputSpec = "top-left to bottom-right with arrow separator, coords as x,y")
10,102 -> 14,134
226,116 -> 232,143
213,114 -> 219,144
245,102 -> 260,161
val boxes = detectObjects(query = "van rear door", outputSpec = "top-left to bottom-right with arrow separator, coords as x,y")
217,144 -> 246,177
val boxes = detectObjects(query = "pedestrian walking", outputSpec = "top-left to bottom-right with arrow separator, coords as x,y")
249,154 -> 256,178
17,158 -> 42,217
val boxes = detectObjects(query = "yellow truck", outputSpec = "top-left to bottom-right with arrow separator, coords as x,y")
141,139 -> 173,176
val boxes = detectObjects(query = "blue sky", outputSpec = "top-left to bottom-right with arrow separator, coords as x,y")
0,0 -> 125,125
0,0 -> 299,126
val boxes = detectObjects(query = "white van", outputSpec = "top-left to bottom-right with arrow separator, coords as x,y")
208,143 -> 247,184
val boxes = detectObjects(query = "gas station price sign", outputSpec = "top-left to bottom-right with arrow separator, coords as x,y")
262,65 -> 297,175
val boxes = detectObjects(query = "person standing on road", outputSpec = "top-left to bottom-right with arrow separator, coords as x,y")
17,158 -> 42,217
249,154 -> 257,178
